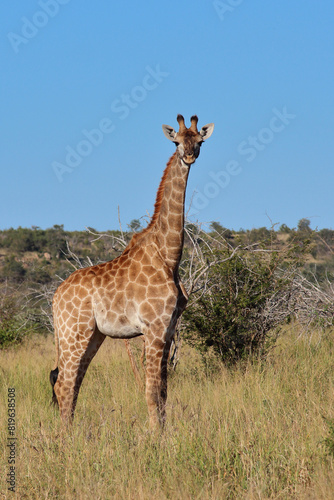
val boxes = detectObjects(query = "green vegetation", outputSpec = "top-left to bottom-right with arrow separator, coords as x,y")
0,225 -> 127,281
183,249 -> 292,363
1,219 -> 334,356
1,219 -> 334,497
1,220 -> 333,288
179,220 -> 333,365
0,286 -> 31,348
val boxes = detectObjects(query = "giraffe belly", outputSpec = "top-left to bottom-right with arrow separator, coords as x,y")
95,311 -> 143,339
102,324 -> 143,339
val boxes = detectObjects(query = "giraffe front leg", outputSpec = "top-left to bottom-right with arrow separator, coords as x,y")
145,335 -> 172,429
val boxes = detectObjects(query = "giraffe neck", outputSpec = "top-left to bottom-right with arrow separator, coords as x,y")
127,152 -> 190,269
150,152 -> 190,269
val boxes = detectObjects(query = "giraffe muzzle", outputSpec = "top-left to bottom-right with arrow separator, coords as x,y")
183,155 -> 196,165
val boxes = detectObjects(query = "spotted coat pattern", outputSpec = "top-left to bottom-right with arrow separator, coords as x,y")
51,115 -> 214,428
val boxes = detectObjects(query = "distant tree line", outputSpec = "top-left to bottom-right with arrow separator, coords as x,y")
1,219 -> 334,355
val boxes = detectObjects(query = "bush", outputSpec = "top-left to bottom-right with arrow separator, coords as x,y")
1,256 -> 26,282
26,263 -> 52,284
0,287 -> 29,347
182,249 -> 296,364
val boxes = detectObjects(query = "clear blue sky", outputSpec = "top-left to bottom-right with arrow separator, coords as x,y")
1,1 -> 334,232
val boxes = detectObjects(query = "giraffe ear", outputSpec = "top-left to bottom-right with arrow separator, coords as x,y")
162,124 -> 177,141
199,123 -> 214,141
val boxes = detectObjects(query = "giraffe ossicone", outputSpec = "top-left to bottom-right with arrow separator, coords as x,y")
50,115 -> 214,429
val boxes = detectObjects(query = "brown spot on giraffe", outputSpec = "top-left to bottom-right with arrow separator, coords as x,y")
50,114 -> 214,429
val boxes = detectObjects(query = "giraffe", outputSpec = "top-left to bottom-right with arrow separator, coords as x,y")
50,114 -> 214,429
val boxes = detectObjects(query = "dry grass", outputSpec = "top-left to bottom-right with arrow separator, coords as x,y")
1,328 -> 334,499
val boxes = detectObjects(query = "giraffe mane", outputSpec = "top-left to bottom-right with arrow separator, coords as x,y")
125,152 -> 177,249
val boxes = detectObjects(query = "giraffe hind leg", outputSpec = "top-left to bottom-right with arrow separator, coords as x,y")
50,367 -> 59,407
54,328 -> 106,424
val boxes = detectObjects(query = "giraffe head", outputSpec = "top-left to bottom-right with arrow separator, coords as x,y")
162,114 -> 214,165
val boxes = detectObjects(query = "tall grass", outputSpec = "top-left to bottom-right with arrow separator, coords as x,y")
1,328 -> 334,499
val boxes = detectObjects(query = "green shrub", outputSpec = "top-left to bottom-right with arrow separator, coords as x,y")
0,289 -> 27,347
1,256 -> 26,282
182,249 -> 295,364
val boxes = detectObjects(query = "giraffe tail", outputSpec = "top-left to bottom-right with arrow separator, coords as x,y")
50,318 -> 60,407
49,366 -> 59,406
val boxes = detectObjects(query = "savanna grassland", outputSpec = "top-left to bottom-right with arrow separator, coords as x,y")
1,327 -> 334,499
